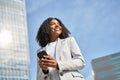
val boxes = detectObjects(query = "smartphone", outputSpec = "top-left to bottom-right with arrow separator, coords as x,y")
37,50 -> 48,59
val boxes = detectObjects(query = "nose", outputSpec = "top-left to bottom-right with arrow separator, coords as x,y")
55,24 -> 61,28
55,23 -> 60,27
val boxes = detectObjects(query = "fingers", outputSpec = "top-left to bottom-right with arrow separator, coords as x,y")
41,58 -> 54,63
38,59 -> 42,67
38,55 -> 58,68
43,55 -> 54,60
44,61 -> 57,68
41,58 -> 58,68
38,59 -> 48,71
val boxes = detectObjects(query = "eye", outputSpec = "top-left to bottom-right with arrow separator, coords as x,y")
50,22 -> 55,25
57,23 -> 60,26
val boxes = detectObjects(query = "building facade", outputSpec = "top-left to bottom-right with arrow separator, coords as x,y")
0,0 -> 31,80
91,52 -> 120,80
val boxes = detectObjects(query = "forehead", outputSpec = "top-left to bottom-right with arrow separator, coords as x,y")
50,19 -> 59,23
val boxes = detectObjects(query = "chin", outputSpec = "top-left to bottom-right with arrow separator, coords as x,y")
55,33 -> 61,36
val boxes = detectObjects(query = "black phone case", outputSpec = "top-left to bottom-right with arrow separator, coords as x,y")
37,51 -> 47,59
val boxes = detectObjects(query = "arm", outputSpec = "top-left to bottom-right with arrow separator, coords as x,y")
57,37 -> 86,72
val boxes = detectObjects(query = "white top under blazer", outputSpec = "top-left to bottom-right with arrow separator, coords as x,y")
46,40 -> 60,80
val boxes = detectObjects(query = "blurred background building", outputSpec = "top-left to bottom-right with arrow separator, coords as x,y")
91,52 -> 120,80
0,0 -> 31,80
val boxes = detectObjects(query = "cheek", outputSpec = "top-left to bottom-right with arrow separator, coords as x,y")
58,30 -> 62,34
50,27 -> 55,32
50,25 -> 55,29
50,30 -> 54,34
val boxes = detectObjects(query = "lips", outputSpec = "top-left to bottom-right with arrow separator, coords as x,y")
56,28 -> 62,30
52,28 -> 60,31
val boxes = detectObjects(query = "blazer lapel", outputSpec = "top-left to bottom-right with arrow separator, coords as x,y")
55,38 -> 62,61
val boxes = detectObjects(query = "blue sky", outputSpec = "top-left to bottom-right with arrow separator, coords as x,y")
25,0 -> 120,80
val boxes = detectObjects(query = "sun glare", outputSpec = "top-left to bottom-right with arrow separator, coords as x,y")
0,30 -> 12,47
92,70 -> 95,77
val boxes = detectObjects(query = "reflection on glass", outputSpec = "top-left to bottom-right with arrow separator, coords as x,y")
0,0 -> 30,80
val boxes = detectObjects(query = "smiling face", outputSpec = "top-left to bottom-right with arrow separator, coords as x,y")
49,19 -> 62,39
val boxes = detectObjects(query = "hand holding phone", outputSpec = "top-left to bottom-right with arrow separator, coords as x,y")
37,51 -> 48,59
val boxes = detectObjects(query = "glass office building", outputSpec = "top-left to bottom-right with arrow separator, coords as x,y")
91,52 -> 120,80
0,0 -> 31,80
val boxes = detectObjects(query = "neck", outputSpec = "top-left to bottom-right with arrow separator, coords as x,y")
50,36 -> 58,42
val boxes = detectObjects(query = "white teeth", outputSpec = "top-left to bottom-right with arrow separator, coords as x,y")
56,28 -> 60,30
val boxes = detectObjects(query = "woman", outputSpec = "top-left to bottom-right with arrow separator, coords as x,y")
36,17 -> 85,80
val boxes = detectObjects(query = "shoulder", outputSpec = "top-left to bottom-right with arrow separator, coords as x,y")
61,37 -> 75,40
60,37 -> 76,43
64,37 -> 76,41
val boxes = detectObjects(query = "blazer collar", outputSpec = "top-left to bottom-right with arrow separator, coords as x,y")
38,38 -> 62,51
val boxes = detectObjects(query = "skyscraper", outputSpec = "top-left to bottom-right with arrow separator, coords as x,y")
0,0 -> 31,80
91,52 -> 120,80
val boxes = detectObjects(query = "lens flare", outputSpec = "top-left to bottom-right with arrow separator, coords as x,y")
0,30 -> 12,47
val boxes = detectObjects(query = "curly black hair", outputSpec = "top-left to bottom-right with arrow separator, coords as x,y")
36,17 -> 70,47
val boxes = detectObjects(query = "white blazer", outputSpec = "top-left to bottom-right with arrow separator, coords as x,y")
37,37 -> 86,80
